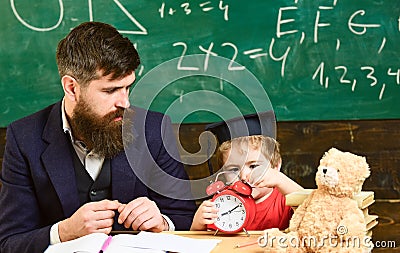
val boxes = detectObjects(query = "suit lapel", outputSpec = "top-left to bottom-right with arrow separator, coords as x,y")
41,102 -> 80,217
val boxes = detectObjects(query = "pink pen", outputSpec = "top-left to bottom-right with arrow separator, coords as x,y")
99,235 -> 113,253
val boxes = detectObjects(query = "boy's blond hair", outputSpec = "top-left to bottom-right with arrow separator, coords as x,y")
216,135 -> 281,168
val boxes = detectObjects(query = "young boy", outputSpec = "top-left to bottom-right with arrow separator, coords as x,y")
190,111 -> 303,231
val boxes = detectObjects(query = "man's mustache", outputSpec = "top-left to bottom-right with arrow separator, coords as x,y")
104,108 -> 125,121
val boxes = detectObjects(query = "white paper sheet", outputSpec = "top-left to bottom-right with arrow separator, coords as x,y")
44,231 -> 221,253
115,231 -> 221,253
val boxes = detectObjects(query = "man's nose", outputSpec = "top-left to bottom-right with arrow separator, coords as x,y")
115,89 -> 130,109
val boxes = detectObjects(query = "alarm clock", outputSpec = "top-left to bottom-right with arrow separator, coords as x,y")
206,180 -> 256,234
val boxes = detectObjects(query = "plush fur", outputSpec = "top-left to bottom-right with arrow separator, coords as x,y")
261,148 -> 372,253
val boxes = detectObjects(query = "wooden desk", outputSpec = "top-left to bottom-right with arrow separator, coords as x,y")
163,231 -> 265,253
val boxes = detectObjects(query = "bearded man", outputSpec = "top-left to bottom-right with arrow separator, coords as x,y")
0,21 -> 196,253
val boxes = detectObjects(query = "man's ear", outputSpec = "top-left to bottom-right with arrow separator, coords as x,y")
61,75 -> 79,102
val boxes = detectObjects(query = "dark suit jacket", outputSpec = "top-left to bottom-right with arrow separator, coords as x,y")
0,101 -> 196,253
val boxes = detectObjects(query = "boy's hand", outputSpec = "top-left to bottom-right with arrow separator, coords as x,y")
251,164 -> 303,195
250,165 -> 280,188
190,200 -> 219,231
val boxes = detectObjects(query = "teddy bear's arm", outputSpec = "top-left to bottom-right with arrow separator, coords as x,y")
288,190 -> 316,232
337,200 -> 367,240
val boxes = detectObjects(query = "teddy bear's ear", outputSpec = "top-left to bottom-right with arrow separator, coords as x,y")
359,156 -> 371,179
323,147 -> 340,160
364,167 -> 371,179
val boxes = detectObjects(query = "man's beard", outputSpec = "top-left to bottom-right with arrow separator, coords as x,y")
70,99 -> 133,158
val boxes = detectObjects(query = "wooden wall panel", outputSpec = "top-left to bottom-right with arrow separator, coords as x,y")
1,119 -> 399,198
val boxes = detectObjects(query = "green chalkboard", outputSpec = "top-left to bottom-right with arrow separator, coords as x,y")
1,0 -> 399,126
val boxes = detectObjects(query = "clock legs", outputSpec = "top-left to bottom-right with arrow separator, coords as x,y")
213,229 -> 219,236
242,228 -> 250,237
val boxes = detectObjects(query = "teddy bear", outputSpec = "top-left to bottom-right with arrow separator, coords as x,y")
260,147 -> 373,253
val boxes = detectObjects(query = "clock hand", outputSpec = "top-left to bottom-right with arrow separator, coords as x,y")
221,205 -> 240,216
229,205 -> 240,212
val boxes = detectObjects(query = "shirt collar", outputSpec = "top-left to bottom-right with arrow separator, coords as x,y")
61,98 -> 89,151
61,98 -> 74,142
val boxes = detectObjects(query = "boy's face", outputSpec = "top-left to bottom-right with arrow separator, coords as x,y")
222,143 -> 273,201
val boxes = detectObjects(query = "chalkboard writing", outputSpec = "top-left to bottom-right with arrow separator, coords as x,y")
0,0 -> 399,126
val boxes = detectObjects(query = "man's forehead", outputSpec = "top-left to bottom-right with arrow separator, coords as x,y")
89,71 -> 136,86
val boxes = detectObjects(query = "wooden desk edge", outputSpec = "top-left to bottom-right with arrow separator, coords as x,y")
111,230 -> 265,253
165,230 -> 264,235
111,230 -> 264,236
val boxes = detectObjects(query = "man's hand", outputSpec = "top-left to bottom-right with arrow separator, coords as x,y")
58,199 -> 121,242
117,197 -> 167,232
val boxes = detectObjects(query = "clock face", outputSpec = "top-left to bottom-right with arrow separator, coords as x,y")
213,193 -> 247,232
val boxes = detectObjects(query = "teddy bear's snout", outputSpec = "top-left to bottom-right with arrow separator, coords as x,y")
318,166 -> 339,187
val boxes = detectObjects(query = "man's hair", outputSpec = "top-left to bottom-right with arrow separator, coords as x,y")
217,135 -> 281,168
56,22 -> 140,86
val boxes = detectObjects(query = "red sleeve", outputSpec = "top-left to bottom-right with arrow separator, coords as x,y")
278,203 -> 294,230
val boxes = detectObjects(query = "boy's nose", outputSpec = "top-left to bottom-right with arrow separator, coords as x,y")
240,167 -> 251,182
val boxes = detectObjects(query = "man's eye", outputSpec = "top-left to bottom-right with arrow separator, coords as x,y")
104,89 -> 115,94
